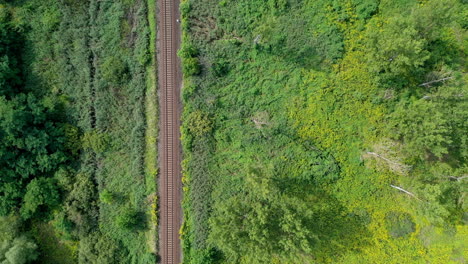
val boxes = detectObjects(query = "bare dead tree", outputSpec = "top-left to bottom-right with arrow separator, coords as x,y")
422,93 -> 464,100
390,185 -> 421,201
419,77 -> 453,87
446,175 -> 468,182
252,119 -> 268,126
251,111 -> 270,129
367,152 -> 396,165
254,35 -> 261,44
366,151 -> 411,175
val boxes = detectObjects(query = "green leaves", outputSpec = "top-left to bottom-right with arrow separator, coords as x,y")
0,216 -> 39,264
99,189 -> 115,205
0,236 -> 39,264
182,0 -> 467,262
388,76 -> 468,161
183,57 -> 202,76
389,99 -> 451,159
0,13 -> 69,218
365,16 -> 430,85
186,110 -> 212,136
365,0 -> 463,88
352,0 -> 379,20
20,178 -> 60,220
179,41 -> 201,76
82,131 -> 110,153
0,93 -> 69,217
254,2 -> 343,68
101,56 -> 129,85
209,181 -> 316,263
1,5 -> 69,217
207,136 -> 339,262
115,207 -> 145,230
63,173 -> 98,237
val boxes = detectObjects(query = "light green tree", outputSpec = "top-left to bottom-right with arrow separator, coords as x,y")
209,167 -> 316,263
0,216 -> 38,264
365,15 -> 430,83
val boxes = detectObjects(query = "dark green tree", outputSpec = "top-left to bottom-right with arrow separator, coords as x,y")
20,178 -> 60,220
0,10 -> 69,217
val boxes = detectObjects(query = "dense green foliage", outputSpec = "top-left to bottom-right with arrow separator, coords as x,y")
0,216 -> 38,264
181,0 -> 467,263
0,0 -> 157,262
0,7 -> 69,219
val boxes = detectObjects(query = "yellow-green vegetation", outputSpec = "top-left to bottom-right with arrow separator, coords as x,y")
145,0 -> 158,254
180,0 -> 467,263
0,0 -> 157,263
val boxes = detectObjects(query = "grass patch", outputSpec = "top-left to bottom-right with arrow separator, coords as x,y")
144,0 -> 158,254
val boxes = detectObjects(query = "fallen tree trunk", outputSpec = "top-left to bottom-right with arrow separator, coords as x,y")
390,185 -> 421,201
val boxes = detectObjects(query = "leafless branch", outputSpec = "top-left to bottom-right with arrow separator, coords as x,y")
390,185 -> 421,201
419,77 -> 453,87
367,152 -> 398,166
254,35 -> 261,44
447,175 -> 468,182
252,119 -> 268,126
366,152 -> 411,173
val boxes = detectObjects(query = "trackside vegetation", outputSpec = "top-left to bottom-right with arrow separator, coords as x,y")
180,0 -> 467,263
0,0 -> 158,263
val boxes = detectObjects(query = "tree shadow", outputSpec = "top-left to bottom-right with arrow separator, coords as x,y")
275,177 -> 373,260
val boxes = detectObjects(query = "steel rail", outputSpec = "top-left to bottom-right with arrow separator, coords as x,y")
158,0 -> 181,263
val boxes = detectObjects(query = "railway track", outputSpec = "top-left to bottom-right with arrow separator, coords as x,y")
158,0 -> 182,263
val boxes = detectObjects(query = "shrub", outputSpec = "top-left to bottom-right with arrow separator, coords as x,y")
186,110 -> 211,136
116,208 -> 145,230
82,131 -> 110,153
182,57 -> 201,76
1,236 -> 39,264
101,56 -> 129,85
99,189 -> 114,205
52,211 -> 74,240
352,0 -> 379,20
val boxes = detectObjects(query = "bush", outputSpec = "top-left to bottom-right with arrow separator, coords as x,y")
182,57 -> 201,76
212,59 -> 229,77
51,211 -> 74,240
79,232 -> 127,264
64,172 -> 98,236
186,110 -> 211,136
352,0 -> 379,20
99,189 -> 114,205
116,208 -> 145,230
82,131 -> 110,153
101,56 -> 129,85
1,236 -> 39,264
